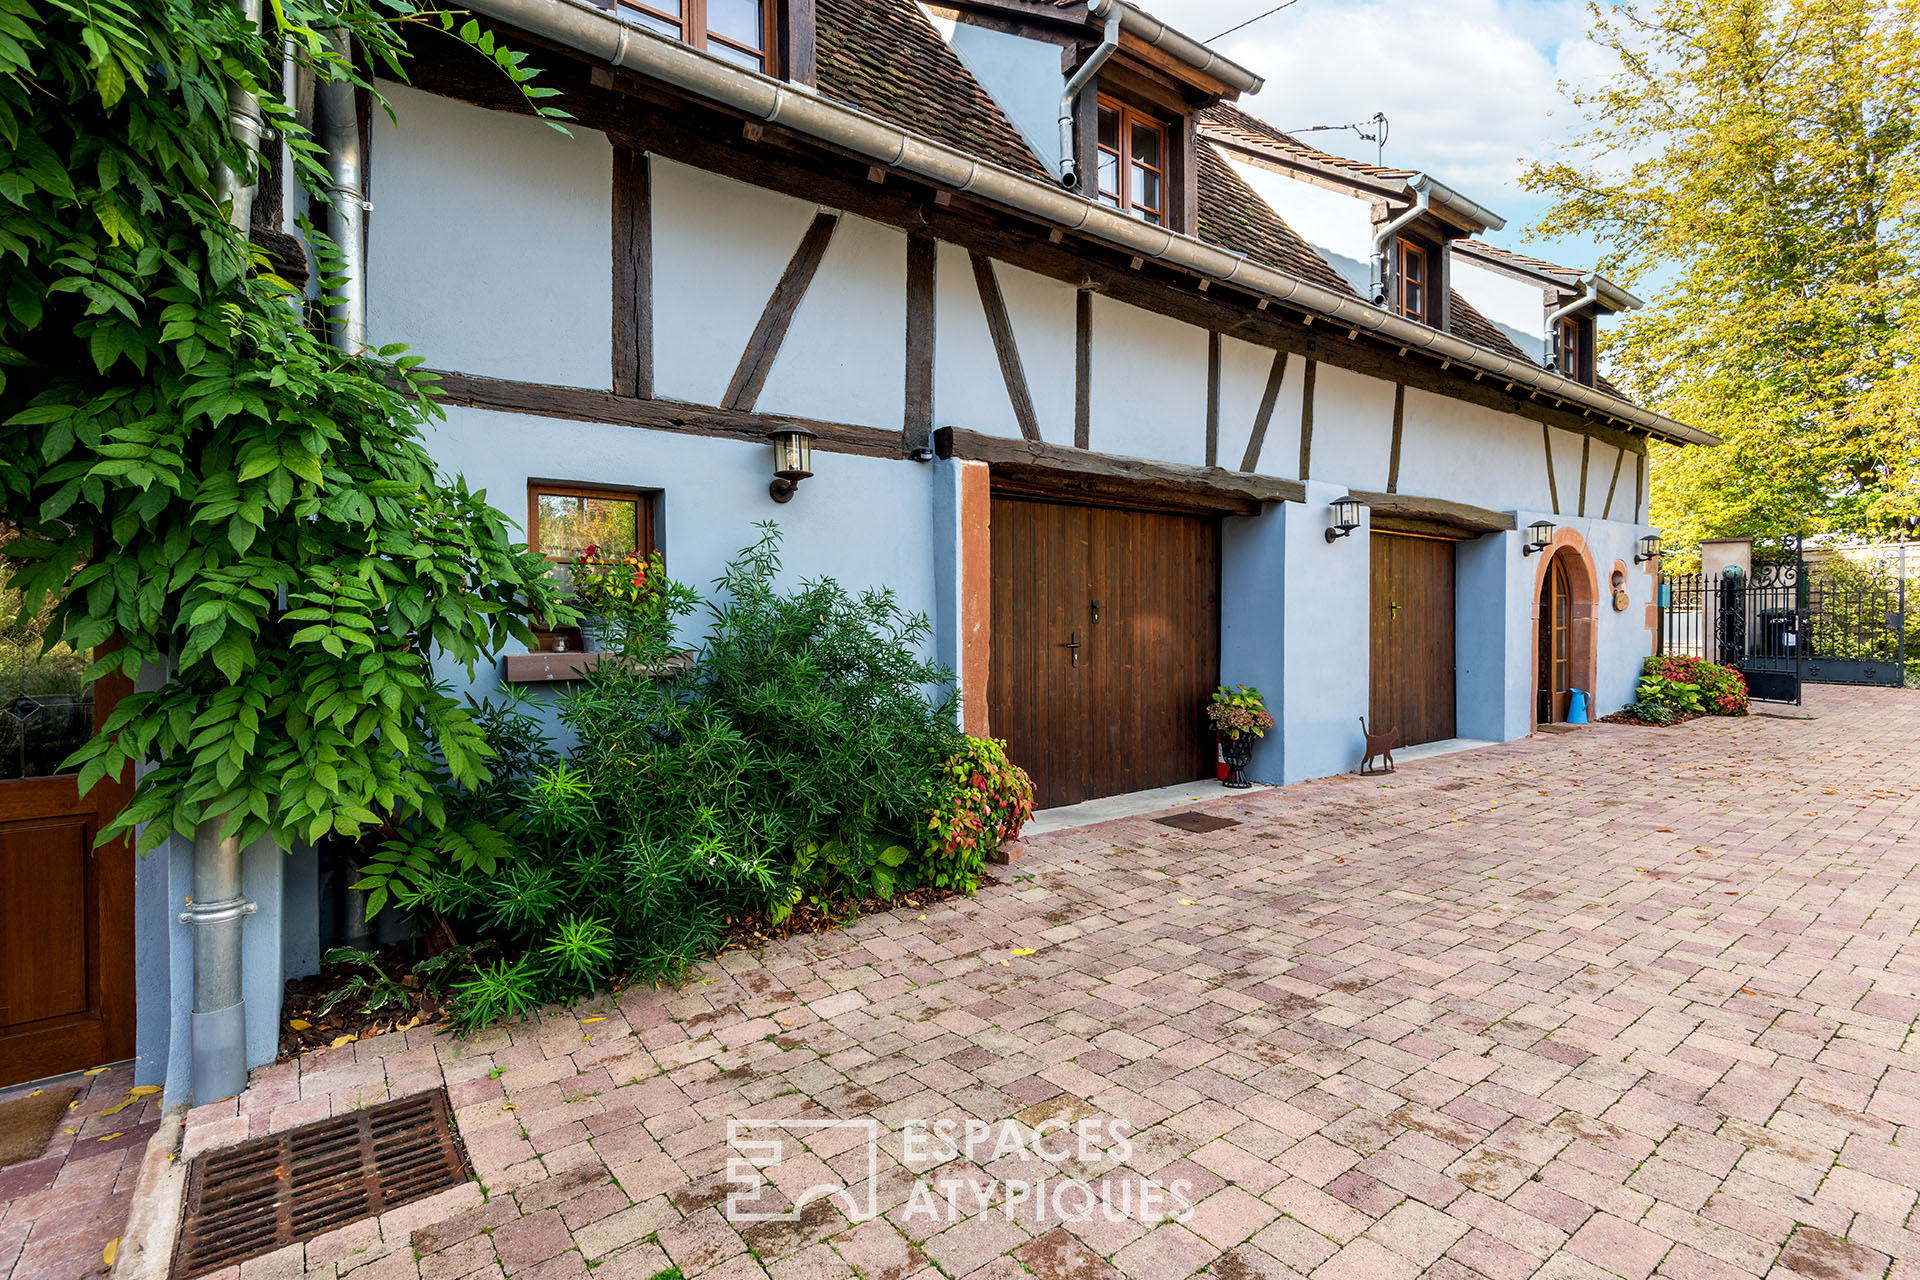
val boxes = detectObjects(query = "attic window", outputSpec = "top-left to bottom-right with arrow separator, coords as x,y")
613,0 -> 775,72
1555,317 -> 1583,381
1396,240 -> 1430,324
1096,97 -> 1168,226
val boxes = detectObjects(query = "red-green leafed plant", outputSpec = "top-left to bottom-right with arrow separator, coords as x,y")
1637,655 -> 1749,716
919,736 -> 1034,892
1205,684 -> 1275,740
571,545 -> 667,614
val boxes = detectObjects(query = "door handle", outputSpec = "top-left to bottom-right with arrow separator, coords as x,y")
1090,599 -> 1102,623
1064,631 -> 1080,667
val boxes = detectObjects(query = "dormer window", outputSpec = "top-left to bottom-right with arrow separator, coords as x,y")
1555,317 -> 1583,381
1096,97 -> 1168,226
614,0 -> 776,72
1396,239 -> 1430,324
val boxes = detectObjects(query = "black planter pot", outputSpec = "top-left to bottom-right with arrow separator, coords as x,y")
1219,734 -> 1256,788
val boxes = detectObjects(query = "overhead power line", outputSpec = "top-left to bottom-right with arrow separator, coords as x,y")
1207,0 -> 1303,42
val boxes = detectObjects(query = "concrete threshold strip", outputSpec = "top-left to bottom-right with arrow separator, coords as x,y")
108,1103 -> 188,1280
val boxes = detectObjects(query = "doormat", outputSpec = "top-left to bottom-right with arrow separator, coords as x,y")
0,1086 -> 77,1169
1536,724 -> 1583,735
173,1088 -> 470,1277
1152,811 -> 1241,833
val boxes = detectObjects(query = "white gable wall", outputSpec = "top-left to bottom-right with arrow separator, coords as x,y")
926,11 -> 1064,174
367,83 -> 612,388
1222,154 -> 1375,295
1452,257 -> 1550,357
1306,362 -> 1396,492
1395,388 -> 1557,514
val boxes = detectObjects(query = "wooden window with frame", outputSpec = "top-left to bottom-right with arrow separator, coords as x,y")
1396,239 -> 1430,324
1095,96 -> 1169,226
609,0 -> 777,73
1555,317 -> 1583,381
528,483 -> 656,566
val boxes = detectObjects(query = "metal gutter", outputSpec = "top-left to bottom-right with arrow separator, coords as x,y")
1056,7 -> 1119,189
1091,0 -> 1264,95
1415,174 -> 1505,235
448,0 -> 1717,447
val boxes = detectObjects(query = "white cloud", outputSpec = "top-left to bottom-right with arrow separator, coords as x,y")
1142,0 -> 1610,260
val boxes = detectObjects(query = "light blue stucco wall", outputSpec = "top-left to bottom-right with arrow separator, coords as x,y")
418,407 -> 945,719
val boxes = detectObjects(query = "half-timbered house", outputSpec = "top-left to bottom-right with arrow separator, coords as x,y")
5,0 -> 1721,1098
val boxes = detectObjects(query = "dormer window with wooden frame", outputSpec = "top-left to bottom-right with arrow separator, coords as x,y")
1554,316 -> 1585,382
603,0 -> 813,80
1396,239 -> 1431,325
1096,97 -> 1169,226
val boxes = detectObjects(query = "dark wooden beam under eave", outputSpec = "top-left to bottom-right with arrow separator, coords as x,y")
935,425 -> 1303,516
1347,489 -> 1517,537
431,370 -> 903,459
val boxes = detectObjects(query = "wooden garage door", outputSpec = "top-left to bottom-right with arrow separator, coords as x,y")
990,497 -> 1220,811
1369,532 -> 1456,749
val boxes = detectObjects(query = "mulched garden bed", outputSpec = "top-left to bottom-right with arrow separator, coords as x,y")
1599,709 -> 1710,728
280,879 -> 1002,1058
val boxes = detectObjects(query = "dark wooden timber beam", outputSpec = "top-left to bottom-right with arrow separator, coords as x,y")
935,426 -> 1302,514
1348,490 -> 1517,535
904,232 -> 937,456
401,39 -> 1677,454
431,371 -> 903,459
1239,349 -> 1287,473
723,211 -> 838,410
970,253 -> 1043,442
610,147 -> 652,399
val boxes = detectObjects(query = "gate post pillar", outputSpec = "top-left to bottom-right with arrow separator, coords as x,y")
1699,538 -> 1751,665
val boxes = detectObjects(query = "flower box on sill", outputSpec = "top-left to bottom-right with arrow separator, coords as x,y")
501,650 -> 693,686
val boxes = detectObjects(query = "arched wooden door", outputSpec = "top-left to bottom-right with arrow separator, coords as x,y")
1537,556 -> 1573,723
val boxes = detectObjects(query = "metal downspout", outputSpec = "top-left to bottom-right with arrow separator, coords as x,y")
319,32 -> 369,354
1369,179 -> 1430,306
1057,7 -> 1120,189
1541,278 -> 1600,368
180,819 -> 257,1102
181,0 -> 266,1107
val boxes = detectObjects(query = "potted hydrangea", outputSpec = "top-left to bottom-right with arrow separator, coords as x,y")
1205,684 -> 1274,789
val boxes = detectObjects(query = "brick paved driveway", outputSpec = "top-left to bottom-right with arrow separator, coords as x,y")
182,685 -> 1919,1280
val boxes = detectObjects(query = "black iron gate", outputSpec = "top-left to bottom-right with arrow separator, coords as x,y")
1660,536 -> 1909,698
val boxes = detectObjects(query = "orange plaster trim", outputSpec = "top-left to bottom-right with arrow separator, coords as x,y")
958,460 -> 992,737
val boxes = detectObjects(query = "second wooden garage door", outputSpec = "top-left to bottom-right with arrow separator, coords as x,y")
990,497 -> 1220,810
1369,532 -> 1456,748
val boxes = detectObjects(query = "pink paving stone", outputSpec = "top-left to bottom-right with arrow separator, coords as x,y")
1565,1212 -> 1674,1280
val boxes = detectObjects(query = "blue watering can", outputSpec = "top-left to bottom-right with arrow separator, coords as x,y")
1567,689 -> 1589,724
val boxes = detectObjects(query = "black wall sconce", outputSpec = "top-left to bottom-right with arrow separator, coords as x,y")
1522,520 -> 1556,555
1634,532 -> 1662,564
1325,495 -> 1363,543
767,427 -> 816,503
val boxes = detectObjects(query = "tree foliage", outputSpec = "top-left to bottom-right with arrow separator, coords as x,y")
0,0 -> 568,849
1524,0 -> 1920,548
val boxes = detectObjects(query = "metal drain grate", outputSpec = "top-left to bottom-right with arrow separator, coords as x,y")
1152,811 -> 1241,833
173,1088 -> 470,1277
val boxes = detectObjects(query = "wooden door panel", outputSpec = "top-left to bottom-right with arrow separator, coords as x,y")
1369,533 -> 1456,748
0,624 -> 134,1086
991,498 -> 1219,810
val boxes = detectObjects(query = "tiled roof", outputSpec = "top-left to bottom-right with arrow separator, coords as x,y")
1449,291 -> 1534,363
1196,142 -> 1358,298
1199,102 -> 1417,185
1457,238 -> 1582,284
815,0 -> 1050,181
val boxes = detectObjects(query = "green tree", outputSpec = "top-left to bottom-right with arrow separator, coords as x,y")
1524,0 -> 1920,549
0,0 -> 568,849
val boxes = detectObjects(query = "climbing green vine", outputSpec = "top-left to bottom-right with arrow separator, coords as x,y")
0,0 -> 569,850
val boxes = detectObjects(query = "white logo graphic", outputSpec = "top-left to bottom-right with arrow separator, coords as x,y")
725,1118 -> 881,1224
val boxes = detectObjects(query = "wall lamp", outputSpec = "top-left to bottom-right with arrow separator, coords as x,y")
767,427 -> 816,504
1325,495 -> 1364,543
1634,532 -> 1663,564
1522,520 -> 1556,555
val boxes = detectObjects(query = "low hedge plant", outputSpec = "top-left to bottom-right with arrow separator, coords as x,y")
1635,655 -> 1749,718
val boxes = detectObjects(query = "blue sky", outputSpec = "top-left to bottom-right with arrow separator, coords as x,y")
1147,0 -> 1614,274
